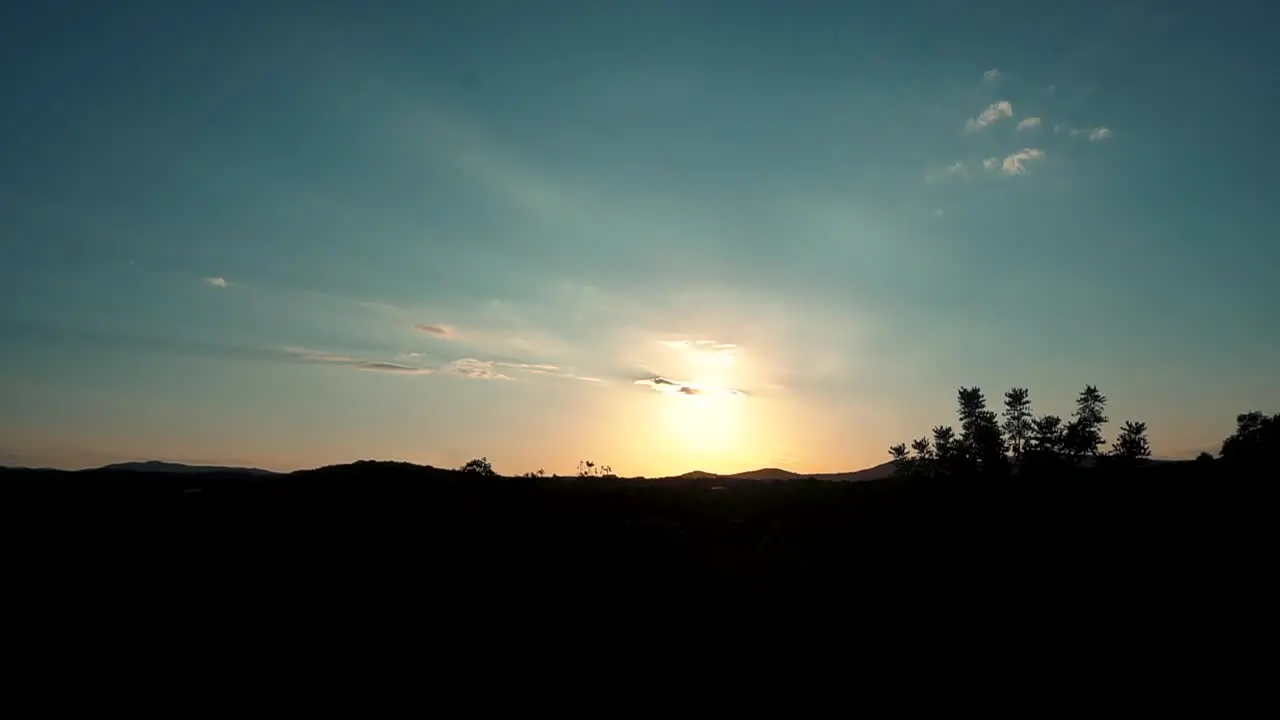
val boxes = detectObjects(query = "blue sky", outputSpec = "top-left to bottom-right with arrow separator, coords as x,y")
2,1 -> 1277,475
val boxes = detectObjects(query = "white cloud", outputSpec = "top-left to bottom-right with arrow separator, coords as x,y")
964,101 -> 1014,133
203,276 -> 228,288
1016,117 -> 1042,131
925,161 -> 969,183
983,69 -> 1001,84
983,157 -> 1000,171
999,148 -> 1046,176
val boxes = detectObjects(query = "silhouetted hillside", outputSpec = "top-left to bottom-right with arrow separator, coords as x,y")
96,460 -> 278,475
674,461 -> 896,482
4,394 -> 1276,609
3,457 -> 1273,602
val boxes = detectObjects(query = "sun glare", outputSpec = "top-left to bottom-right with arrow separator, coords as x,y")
662,386 -> 744,453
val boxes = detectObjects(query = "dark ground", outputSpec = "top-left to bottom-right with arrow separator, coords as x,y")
3,460 -> 1271,598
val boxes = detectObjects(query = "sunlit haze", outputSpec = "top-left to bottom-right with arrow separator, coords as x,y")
2,2 -> 1277,475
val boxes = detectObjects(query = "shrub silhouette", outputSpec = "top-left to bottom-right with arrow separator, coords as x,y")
576,460 -> 616,479
459,457 -> 496,476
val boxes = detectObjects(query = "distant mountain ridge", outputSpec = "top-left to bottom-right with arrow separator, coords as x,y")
677,461 -> 897,482
94,461 -> 278,476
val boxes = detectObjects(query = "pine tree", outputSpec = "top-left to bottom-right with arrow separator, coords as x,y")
1067,385 -> 1108,460
1111,420 -> 1151,463
889,443 -> 912,474
1002,388 -> 1033,462
957,386 -> 1007,472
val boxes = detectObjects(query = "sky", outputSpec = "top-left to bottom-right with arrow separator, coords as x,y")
2,1 -> 1277,476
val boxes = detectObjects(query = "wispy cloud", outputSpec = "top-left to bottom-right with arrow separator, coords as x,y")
1066,125 -> 1114,141
498,362 -> 561,373
283,347 -> 435,375
983,68 -> 1002,85
658,339 -> 739,366
203,276 -> 228,288
282,345 -> 602,384
635,376 -> 747,398
513,363 -> 606,384
1016,117 -> 1042,131
446,358 -> 515,381
964,100 -> 1014,133
997,148 -> 1046,176
926,161 -> 969,183
413,323 -> 456,338
493,361 -> 603,382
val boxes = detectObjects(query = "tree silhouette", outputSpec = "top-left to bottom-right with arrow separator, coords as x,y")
956,386 -> 1006,472
1219,411 -> 1279,465
1066,385 -> 1108,461
1024,414 -> 1067,468
910,436 -> 933,462
460,457 -> 497,476
932,425 -> 957,469
1001,388 -> 1033,463
1111,421 -> 1151,463
888,383 -> 1160,479
888,443 -> 911,472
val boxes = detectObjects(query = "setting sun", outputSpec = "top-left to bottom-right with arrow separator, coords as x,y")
662,387 -> 745,453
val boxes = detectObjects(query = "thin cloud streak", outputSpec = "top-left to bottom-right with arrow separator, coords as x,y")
282,347 -> 585,382
414,323 -> 456,337
1016,117 -> 1042,131
203,276 -> 228,288
283,347 -> 436,375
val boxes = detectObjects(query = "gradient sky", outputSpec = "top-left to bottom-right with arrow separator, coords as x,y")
2,1 -> 1277,475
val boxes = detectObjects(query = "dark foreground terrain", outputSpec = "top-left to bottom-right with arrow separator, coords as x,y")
2,459 -> 1273,605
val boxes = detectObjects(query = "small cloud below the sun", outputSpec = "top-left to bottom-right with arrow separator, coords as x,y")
983,68 -> 1001,85
203,276 -> 228,288
635,376 -> 746,398
1016,117 -> 1042,131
